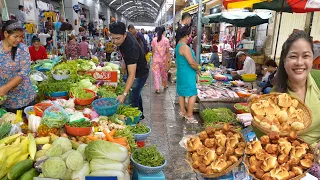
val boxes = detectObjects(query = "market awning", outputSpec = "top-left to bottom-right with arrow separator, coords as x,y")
223,0 -> 320,13
202,11 -> 272,27
182,0 -> 211,13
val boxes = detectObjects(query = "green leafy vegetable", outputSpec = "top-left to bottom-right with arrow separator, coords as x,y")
45,144 -> 63,157
132,146 -> 165,167
114,126 -> 137,151
0,95 -> 7,101
128,124 -> 150,134
201,108 -> 237,127
235,103 -> 249,112
0,122 -> 12,140
71,162 -> 90,180
67,121 -> 92,127
89,158 -> 126,172
84,140 -> 128,162
71,87 -> 94,99
117,105 -> 141,122
97,87 -> 117,98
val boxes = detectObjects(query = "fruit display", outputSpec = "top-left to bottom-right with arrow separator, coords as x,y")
185,124 -> 246,178
250,93 -> 312,135
244,132 -> 314,180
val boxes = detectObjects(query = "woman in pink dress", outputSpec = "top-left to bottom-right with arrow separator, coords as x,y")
151,26 -> 170,94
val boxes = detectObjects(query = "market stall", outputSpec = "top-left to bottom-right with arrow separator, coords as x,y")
0,56 -> 167,180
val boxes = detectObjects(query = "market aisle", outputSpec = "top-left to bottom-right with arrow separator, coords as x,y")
141,76 -> 203,180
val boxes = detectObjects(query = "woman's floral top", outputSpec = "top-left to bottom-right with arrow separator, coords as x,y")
65,41 -> 81,60
0,41 -> 36,109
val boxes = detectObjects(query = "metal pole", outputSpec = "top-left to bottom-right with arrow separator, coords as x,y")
61,0 -> 66,19
173,0 -> 176,43
273,0 -> 285,60
196,0 -> 203,64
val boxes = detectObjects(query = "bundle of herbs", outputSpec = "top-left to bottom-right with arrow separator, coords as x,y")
201,108 -> 239,127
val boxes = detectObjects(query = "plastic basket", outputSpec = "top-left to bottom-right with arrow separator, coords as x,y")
34,103 -> 53,117
24,106 -> 35,119
199,76 -> 212,85
241,74 -> 257,82
133,126 -> 152,141
125,112 -> 142,125
92,98 -> 120,116
65,125 -> 92,136
70,89 -> 96,106
131,152 -> 167,174
50,91 -> 68,97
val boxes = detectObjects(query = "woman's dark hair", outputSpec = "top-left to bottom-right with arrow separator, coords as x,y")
265,60 -> 278,68
2,20 -> 23,60
32,37 -> 40,43
157,26 -> 165,42
176,25 -> 191,43
276,30 -> 314,93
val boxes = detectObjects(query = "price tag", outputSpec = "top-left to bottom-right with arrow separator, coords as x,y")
85,71 -> 118,84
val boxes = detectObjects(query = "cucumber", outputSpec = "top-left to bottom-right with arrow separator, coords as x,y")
19,168 -> 39,180
8,159 -> 33,180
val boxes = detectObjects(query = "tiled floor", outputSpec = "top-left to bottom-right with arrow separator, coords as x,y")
141,76 -> 204,180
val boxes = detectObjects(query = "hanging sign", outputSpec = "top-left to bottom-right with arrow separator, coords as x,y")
24,0 -> 36,23
85,71 -> 118,85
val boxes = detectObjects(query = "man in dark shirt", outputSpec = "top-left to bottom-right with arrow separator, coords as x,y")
110,22 -> 149,120
128,24 -> 148,54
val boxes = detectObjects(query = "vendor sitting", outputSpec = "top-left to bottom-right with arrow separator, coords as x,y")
260,60 -> 277,94
231,51 -> 256,80
209,45 -> 220,67
29,37 -> 48,61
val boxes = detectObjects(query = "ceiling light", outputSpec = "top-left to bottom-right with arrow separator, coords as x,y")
109,0 -> 116,6
116,1 -> 133,10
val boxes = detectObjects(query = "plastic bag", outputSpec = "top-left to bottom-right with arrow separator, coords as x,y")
9,122 -> 23,136
42,103 -> 69,128
0,108 -> 7,118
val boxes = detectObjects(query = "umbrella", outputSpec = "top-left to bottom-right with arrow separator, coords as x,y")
202,11 -> 272,27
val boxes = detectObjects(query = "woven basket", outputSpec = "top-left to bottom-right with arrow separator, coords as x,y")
185,128 -> 246,178
243,137 -> 314,180
249,93 -> 312,136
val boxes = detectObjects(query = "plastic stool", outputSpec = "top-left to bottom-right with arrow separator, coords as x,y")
132,169 -> 165,180
136,141 -> 145,147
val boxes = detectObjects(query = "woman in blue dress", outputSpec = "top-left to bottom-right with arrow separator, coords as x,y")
175,25 -> 200,123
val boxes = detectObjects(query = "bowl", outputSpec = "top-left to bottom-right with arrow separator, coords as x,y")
130,151 -> 167,174
234,103 -> 249,114
34,103 -> 53,117
52,70 -> 71,80
132,126 -> 152,141
125,112 -> 142,125
70,89 -> 96,106
241,74 -> 257,82
65,125 -> 92,136
24,106 -> 35,119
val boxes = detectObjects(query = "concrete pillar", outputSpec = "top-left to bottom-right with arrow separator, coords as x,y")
6,0 -> 23,18
64,0 -> 79,34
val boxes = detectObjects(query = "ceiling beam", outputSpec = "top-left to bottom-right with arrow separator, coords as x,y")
127,11 -> 157,19
126,10 -> 157,18
116,1 -> 134,11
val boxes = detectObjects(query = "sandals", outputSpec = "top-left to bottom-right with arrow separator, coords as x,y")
179,111 -> 186,118
185,116 -> 198,124
155,90 -> 160,94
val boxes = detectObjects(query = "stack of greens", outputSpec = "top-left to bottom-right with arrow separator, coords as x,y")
67,121 -> 92,128
201,108 -> 238,127
117,105 -> 141,122
70,88 -> 94,99
132,146 -> 165,167
38,80 -> 72,97
114,126 -> 137,151
97,87 -> 117,98
128,124 -> 150,134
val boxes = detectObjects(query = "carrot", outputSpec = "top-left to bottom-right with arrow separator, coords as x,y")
113,141 -> 127,146
113,137 -> 127,142
87,135 -> 99,140
103,129 -> 114,142
109,129 -> 116,137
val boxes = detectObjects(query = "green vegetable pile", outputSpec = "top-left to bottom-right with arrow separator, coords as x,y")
117,105 -> 141,122
50,61 -> 80,82
0,95 -> 7,101
0,122 -> 12,140
67,121 -> 92,128
201,108 -> 237,127
235,103 -> 249,112
128,124 -> 150,134
71,87 -> 94,99
38,80 -> 72,98
132,146 -> 165,167
52,69 -> 70,76
114,126 -> 137,151
97,87 -> 117,98
115,85 -> 125,96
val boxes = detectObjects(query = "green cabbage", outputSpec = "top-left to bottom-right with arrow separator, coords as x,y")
90,158 -> 126,172
45,144 -> 63,157
42,157 -> 66,179
66,150 -> 84,171
77,144 -> 88,160
61,149 -> 76,162
71,162 -> 90,180
85,140 -> 128,162
52,137 -> 72,153
60,169 -> 72,180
